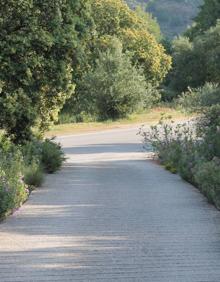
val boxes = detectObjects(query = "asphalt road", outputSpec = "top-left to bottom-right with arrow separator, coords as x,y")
1,127 -> 220,281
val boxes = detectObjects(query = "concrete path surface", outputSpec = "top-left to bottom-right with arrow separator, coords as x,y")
1,127 -> 220,281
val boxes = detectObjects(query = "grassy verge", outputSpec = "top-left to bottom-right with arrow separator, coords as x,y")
46,107 -> 193,137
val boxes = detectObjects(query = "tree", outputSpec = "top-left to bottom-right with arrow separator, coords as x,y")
135,6 -> 162,42
168,36 -> 197,92
169,22 -> 220,93
91,0 -> 142,36
79,38 -> 152,120
0,0 -> 90,142
91,0 -> 162,41
91,0 -> 171,84
194,22 -> 220,84
186,0 -> 220,39
120,28 -> 171,84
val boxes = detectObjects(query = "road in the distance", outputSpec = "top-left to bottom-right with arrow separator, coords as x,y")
1,127 -> 220,281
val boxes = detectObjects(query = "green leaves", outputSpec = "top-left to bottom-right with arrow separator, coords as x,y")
186,0 -> 220,39
169,22 -> 220,94
79,39 -> 153,120
91,0 -> 171,84
0,0 -> 89,142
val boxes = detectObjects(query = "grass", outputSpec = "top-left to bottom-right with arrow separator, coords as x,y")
46,107 -> 194,137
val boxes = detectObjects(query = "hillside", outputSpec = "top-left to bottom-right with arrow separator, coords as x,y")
126,0 -> 203,38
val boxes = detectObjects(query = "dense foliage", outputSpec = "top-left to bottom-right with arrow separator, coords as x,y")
64,0 -> 171,121
186,0 -> 220,39
0,136 -> 65,218
141,103 -> 220,209
0,0 -> 89,142
134,6 -> 162,41
167,0 -> 220,97
178,83 -> 220,112
91,0 -> 171,84
0,138 -> 28,217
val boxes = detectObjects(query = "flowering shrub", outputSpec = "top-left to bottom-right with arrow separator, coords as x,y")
0,136 -> 64,218
140,115 -> 196,175
141,108 -> 220,209
0,150 -> 28,218
0,171 -> 28,217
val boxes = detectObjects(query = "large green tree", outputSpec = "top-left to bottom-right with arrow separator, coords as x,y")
91,0 -> 171,84
0,0 -> 90,142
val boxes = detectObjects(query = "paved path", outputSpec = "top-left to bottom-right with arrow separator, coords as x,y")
1,127 -> 220,281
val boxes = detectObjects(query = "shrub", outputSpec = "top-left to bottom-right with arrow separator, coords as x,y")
0,134 -> 18,155
178,83 -> 220,113
41,139 -> 65,173
161,87 -> 179,102
22,138 -> 65,174
0,135 -> 65,218
196,105 -> 220,159
22,140 -> 43,165
0,172 -> 28,217
143,84 -> 161,108
0,149 -> 28,217
141,107 -> 220,209
58,111 -> 96,124
194,159 -> 220,208
140,116 -> 196,174
177,141 -> 199,184
23,161 -> 44,188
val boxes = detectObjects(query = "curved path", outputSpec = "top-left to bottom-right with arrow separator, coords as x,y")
1,127 -> 220,281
